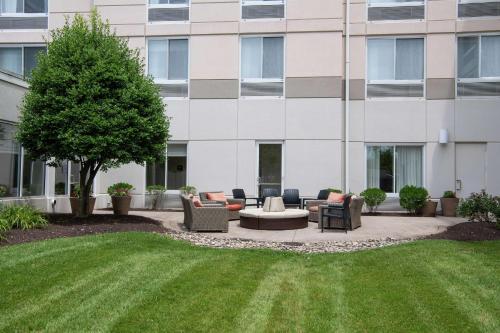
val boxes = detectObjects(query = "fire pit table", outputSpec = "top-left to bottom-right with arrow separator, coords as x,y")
239,208 -> 309,230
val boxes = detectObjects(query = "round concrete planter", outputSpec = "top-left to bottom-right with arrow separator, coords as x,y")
111,196 -> 132,215
420,200 -> 438,217
70,197 -> 96,215
441,197 -> 459,217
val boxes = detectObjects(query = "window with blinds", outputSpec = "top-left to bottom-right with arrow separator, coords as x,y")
242,0 -> 285,20
148,0 -> 190,22
367,0 -> 425,21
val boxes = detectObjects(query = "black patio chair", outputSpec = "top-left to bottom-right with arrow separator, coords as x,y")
283,189 -> 300,208
232,188 -> 258,207
261,188 -> 279,201
317,189 -> 330,200
319,195 -> 352,233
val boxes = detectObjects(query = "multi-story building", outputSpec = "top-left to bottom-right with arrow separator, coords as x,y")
1,0 -> 499,211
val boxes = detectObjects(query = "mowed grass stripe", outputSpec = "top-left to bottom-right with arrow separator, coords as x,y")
0,254 -> 140,331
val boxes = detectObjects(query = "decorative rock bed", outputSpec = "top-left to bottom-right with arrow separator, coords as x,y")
164,228 -> 412,254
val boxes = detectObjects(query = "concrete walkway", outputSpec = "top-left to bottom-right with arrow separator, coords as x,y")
134,210 -> 465,243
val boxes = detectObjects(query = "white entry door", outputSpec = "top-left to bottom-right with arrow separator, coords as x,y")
455,143 -> 486,198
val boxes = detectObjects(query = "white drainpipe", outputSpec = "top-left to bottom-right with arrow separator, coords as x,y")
345,0 -> 351,193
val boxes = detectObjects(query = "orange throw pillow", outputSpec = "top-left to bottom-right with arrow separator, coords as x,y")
206,192 -> 228,204
192,197 -> 203,207
327,192 -> 345,203
226,204 -> 242,211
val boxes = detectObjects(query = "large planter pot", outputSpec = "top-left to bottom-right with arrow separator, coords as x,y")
111,196 -> 132,215
70,197 -> 96,215
441,197 -> 459,217
420,200 -> 438,217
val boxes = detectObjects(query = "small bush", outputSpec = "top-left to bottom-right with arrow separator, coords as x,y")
107,182 -> 134,197
457,191 -> 499,223
399,185 -> 429,215
360,188 -> 387,213
0,205 -> 47,239
0,184 -> 7,197
180,185 -> 197,196
327,188 -> 342,194
442,191 -> 456,199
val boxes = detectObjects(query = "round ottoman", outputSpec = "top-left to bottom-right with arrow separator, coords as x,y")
239,209 -> 309,230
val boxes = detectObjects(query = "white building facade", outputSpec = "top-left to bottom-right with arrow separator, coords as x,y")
1,0 -> 500,211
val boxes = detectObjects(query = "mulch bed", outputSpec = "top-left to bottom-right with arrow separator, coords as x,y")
0,214 -> 166,247
425,222 -> 500,241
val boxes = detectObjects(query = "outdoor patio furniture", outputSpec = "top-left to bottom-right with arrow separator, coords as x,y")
261,188 -> 279,200
318,196 -> 365,232
283,189 -> 300,208
180,195 -> 228,232
239,208 -> 309,230
232,188 -> 259,208
199,191 -> 246,220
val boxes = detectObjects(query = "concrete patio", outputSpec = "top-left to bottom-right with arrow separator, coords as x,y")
133,210 -> 465,243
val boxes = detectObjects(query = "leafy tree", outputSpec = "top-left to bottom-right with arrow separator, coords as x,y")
17,10 -> 169,217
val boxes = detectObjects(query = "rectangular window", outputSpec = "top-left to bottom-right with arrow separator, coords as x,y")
0,0 -> 48,29
367,0 -> 425,21
22,153 -> 45,197
457,35 -> 500,96
241,36 -> 284,97
148,38 -> 189,98
167,144 -> 187,190
367,37 -> 424,98
146,161 -> 166,188
0,122 -> 20,198
148,0 -> 189,22
69,161 -> 81,196
0,45 -> 46,78
54,162 -> 68,195
242,0 -> 285,20
367,145 -> 423,194
458,1 -> 500,18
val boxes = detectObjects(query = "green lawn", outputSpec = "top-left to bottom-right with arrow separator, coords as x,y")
0,233 -> 499,333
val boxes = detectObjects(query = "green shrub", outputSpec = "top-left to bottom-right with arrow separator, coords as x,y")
107,182 -> 134,197
360,188 -> 387,213
457,191 -> 499,223
399,185 -> 429,215
180,185 -> 197,196
442,191 -> 456,198
0,205 -> 47,239
0,184 -> 7,197
327,188 -> 342,194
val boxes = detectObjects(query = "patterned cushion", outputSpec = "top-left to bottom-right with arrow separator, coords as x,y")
308,206 -> 319,212
226,204 -> 242,211
192,196 -> 203,207
327,192 -> 345,203
206,192 -> 228,204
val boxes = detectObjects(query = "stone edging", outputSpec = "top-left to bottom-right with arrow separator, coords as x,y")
162,228 -> 413,254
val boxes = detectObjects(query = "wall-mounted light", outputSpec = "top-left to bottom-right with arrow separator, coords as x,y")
439,129 -> 449,144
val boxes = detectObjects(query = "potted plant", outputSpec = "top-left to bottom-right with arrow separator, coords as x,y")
440,191 -> 459,217
146,185 -> 167,210
180,185 -> 197,196
360,188 -> 386,214
0,184 -> 7,198
399,185 -> 428,215
421,197 -> 438,217
108,182 -> 134,215
70,185 -> 96,216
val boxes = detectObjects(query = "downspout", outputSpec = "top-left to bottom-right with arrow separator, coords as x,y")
345,0 -> 351,193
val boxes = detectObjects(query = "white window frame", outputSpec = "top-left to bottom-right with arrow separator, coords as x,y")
366,0 -> 426,22
241,0 -> 286,21
364,144 -> 425,197
457,0 -> 500,21
365,36 -> 426,100
239,35 -> 285,99
0,0 -> 48,17
146,37 -> 190,100
456,33 -> 500,99
147,0 -> 190,24
0,43 -> 46,79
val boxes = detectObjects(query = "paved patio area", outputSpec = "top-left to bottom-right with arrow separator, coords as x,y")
134,210 -> 465,243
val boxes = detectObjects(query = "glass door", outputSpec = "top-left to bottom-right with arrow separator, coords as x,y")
257,143 -> 282,197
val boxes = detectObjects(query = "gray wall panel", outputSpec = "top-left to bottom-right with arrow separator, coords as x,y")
286,77 -> 342,98
190,79 -> 239,99
426,78 -> 455,100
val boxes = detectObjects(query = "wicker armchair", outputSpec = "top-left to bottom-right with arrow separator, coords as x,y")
180,195 -> 228,232
199,191 -> 246,220
318,197 -> 364,231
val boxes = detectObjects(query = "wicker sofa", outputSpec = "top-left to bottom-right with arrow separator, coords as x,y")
199,191 -> 246,220
180,195 -> 228,232
307,197 -> 364,229
318,197 -> 365,230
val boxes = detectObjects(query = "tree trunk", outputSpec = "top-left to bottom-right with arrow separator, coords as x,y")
77,160 -> 102,218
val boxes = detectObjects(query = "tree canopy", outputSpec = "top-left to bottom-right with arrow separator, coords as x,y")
17,10 -> 169,216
